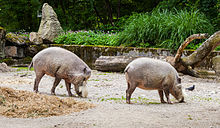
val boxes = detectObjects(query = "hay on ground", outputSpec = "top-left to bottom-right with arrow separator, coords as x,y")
0,87 -> 95,118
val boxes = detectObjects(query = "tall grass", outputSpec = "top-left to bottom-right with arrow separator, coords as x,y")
118,9 -> 215,49
54,30 -> 118,46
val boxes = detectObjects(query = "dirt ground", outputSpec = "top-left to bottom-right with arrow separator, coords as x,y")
0,70 -> 219,128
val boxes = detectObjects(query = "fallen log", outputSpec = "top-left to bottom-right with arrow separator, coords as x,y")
95,56 -> 137,72
166,30 -> 220,77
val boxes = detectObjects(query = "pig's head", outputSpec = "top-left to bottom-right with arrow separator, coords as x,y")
170,77 -> 184,103
68,67 -> 91,98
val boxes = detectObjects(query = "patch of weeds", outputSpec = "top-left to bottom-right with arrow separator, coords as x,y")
88,79 -> 100,81
102,79 -> 110,81
148,102 -> 161,104
13,67 -> 34,71
60,84 -> 64,88
187,115 -> 193,120
97,73 -> 107,75
192,96 -> 214,102
97,95 -> 159,105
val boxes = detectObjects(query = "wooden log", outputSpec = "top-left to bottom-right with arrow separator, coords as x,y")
95,56 -> 137,72
166,30 -> 220,77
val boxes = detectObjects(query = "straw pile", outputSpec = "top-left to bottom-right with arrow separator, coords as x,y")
0,87 -> 95,118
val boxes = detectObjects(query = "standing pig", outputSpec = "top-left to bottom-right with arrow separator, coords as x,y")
29,47 -> 91,97
124,57 -> 184,104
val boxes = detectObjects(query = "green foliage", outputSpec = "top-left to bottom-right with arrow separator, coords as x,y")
117,9 -> 215,49
54,30 -> 118,46
0,0 -> 41,32
157,0 -> 220,30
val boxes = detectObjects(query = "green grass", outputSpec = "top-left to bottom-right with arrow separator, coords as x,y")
187,115 -> 193,120
97,96 -> 160,105
54,30 -> 118,46
12,67 -> 34,71
117,8 -> 215,50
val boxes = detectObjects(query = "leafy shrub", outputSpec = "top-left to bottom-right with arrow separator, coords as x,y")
117,9 -> 215,49
54,30 -> 118,46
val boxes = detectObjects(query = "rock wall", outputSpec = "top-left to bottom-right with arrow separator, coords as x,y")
0,27 -> 6,58
2,44 -> 219,70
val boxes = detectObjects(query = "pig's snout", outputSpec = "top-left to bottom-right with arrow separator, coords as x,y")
77,81 -> 88,98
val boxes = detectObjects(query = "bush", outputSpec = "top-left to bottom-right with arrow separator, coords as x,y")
117,9 -> 215,49
54,30 -> 118,46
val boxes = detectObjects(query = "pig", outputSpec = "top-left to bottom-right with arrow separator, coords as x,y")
124,57 -> 184,104
29,47 -> 91,97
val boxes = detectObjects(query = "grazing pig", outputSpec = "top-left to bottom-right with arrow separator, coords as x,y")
124,57 -> 184,104
29,47 -> 91,97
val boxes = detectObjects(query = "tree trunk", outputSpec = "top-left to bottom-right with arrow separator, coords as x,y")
167,31 -> 220,77
117,0 -> 121,20
105,0 -> 114,26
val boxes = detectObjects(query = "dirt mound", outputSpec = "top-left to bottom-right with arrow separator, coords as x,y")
0,87 -> 95,118
0,63 -> 13,72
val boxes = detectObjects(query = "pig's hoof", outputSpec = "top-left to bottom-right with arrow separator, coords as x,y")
161,101 -> 167,103
167,102 -> 173,104
69,94 -> 76,97
51,92 -> 56,95
126,101 -> 133,104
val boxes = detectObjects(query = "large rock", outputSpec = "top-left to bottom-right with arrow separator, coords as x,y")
5,33 -> 30,46
38,3 -> 64,43
0,62 -> 14,72
212,56 -> 220,78
29,32 -> 43,45
95,56 -> 137,72
5,46 -> 24,58
0,27 -> 6,58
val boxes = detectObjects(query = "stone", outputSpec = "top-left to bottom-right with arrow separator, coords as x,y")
95,56 -> 137,72
212,56 -> 220,77
5,46 -> 24,58
0,62 -> 14,72
29,32 -> 43,45
38,3 -> 64,43
5,33 -> 30,46
0,27 -> 6,58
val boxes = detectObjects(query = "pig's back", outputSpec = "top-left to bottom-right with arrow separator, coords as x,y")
33,47 -> 84,65
32,47 -> 88,73
126,57 -> 177,80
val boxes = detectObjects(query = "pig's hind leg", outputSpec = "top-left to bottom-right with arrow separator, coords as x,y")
51,77 -> 61,95
34,72 -> 45,93
126,81 -> 137,104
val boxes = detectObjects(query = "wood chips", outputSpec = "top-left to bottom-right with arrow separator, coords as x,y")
0,87 -> 95,118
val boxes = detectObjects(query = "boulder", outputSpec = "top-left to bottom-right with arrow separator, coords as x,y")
95,56 -> 137,72
212,56 -> 220,77
29,32 -> 43,45
0,62 -> 14,72
5,33 -> 30,46
5,46 -> 24,58
38,3 -> 64,43
0,27 -> 6,58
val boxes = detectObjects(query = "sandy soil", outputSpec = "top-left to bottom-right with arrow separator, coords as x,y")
0,70 -> 219,128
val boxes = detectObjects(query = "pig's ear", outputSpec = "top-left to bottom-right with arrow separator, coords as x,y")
83,67 -> 91,75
